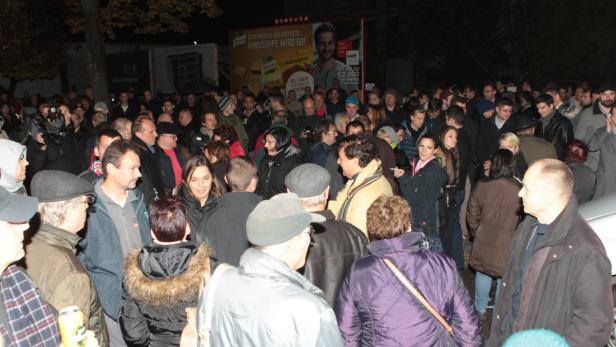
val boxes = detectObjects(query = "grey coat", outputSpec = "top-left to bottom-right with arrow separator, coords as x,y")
567,162 -> 596,204
199,248 -> 343,347
587,127 -> 616,199
575,100 -> 610,171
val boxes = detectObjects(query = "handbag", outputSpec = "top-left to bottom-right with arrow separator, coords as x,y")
197,263 -> 234,347
382,258 -> 457,343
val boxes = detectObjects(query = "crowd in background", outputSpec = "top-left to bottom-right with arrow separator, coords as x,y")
0,78 -> 614,346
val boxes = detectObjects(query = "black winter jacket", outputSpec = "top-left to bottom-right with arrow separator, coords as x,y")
132,136 -> 166,203
255,145 -> 302,199
302,210 -> 369,307
121,242 -> 211,347
199,192 -> 261,266
397,157 -> 448,236
177,184 -> 216,237
535,110 -> 574,160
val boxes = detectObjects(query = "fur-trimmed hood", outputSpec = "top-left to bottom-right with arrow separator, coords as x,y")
123,242 -> 211,307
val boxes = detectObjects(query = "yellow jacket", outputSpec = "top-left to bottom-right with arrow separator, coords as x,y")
328,159 -> 393,238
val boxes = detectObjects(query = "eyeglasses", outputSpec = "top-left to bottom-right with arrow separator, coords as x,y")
326,131 -> 338,136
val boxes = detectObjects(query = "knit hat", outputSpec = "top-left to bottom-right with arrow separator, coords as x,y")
218,96 -> 233,112
476,98 -> 495,115
93,101 -> 108,112
379,126 -> 399,146
503,329 -> 569,347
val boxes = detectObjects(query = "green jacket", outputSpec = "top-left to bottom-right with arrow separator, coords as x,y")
217,113 -> 249,151
24,224 -> 108,346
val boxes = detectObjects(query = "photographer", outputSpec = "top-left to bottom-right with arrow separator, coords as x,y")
27,103 -> 87,174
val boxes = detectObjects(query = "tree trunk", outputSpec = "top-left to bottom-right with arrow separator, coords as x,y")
81,0 -> 109,103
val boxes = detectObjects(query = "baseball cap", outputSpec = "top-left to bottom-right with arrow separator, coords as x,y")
31,170 -> 94,203
0,186 -> 38,223
345,96 -> 360,106
285,164 -> 331,198
93,101 -> 108,112
246,193 -> 325,246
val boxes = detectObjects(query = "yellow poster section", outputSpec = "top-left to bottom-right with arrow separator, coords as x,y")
229,24 -> 314,93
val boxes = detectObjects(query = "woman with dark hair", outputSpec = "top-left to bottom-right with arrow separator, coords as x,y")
204,140 -> 231,185
255,126 -> 302,199
437,126 -> 465,269
176,156 -> 224,238
394,133 -> 448,251
564,139 -> 595,203
213,124 -> 246,159
121,196 -> 211,346
466,149 -> 522,319
336,196 -> 481,346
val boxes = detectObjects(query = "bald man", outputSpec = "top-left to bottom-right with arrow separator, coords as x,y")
487,159 -> 613,347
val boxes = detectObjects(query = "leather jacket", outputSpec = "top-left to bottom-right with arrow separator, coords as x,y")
535,110 -> 574,160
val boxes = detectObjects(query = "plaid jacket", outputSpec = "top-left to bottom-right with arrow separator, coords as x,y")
0,265 -> 60,347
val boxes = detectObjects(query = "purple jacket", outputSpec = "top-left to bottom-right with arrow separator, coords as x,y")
335,232 -> 482,346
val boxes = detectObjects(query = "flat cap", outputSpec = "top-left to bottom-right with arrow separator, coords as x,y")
285,163 -> 331,198
246,193 -> 325,246
156,122 -> 179,135
31,170 -> 94,203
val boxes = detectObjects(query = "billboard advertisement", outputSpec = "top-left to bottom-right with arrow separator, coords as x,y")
229,19 -> 364,98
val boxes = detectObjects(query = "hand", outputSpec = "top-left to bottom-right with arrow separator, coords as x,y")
180,307 -> 198,347
393,167 -> 405,178
35,132 -> 45,145
84,330 -> 99,347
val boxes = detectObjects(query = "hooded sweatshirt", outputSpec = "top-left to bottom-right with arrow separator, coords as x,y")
0,139 -> 26,193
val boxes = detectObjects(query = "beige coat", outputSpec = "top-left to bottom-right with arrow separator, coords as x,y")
328,159 -> 393,237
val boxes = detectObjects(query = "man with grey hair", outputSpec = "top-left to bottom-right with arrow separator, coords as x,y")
487,159 -> 613,346
334,112 -> 350,137
198,193 -> 343,346
111,117 -> 132,140
25,170 -> 108,345
285,164 -> 368,306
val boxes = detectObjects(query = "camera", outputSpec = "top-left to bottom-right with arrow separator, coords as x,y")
46,105 -> 63,122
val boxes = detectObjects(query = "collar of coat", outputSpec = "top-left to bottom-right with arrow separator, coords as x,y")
35,224 -> 81,253
347,159 -> 383,189
239,248 -> 324,298
123,243 -> 211,306
528,197 -> 579,248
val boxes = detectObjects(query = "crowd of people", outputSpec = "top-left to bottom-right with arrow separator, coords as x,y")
0,79 -> 614,346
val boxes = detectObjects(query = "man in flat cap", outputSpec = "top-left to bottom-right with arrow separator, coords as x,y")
24,170 -> 108,346
0,186 -> 60,346
155,122 -> 185,193
285,163 -> 368,307
575,83 -> 616,171
197,193 -> 343,346
512,113 -> 557,166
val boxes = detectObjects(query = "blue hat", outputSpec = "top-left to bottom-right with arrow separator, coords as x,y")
503,329 -> 569,347
476,98 -> 495,114
345,96 -> 360,106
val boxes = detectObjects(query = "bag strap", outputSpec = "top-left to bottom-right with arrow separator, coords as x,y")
382,258 -> 454,336
199,263 -> 233,347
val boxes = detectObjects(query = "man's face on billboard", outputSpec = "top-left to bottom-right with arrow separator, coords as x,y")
317,31 -> 335,62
